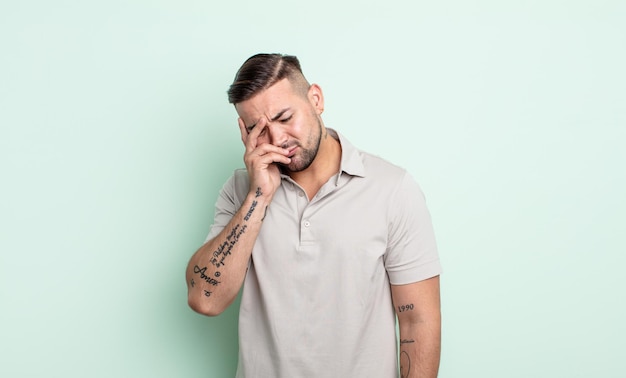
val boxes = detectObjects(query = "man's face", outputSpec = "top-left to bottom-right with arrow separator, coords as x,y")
235,78 -> 324,173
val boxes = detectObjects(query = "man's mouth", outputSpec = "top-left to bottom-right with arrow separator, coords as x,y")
286,146 -> 298,158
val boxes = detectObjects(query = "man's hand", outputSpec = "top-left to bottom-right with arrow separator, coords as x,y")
238,117 -> 290,200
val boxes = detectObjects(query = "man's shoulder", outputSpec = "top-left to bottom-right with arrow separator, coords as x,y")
232,168 -> 249,181
358,149 -> 409,180
221,168 -> 249,187
335,130 -> 409,182
219,168 -> 250,206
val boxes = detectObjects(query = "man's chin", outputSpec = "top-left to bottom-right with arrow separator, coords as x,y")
278,159 -> 311,173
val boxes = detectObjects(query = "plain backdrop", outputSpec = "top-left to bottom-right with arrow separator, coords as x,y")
1,0 -> 625,377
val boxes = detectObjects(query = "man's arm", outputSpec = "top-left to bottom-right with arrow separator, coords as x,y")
185,189 -> 270,316
186,117 -> 290,316
392,275 -> 441,378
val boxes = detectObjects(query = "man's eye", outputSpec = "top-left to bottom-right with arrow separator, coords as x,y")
280,116 -> 292,123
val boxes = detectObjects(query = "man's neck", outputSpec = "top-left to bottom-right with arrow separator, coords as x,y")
288,128 -> 342,200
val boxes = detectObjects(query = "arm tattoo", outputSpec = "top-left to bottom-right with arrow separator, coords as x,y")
243,200 -> 257,221
210,223 -> 247,267
400,339 -> 415,345
397,303 -> 415,313
242,187 -> 263,221
193,265 -> 221,286
204,188 -> 262,270
400,351 -> 411,378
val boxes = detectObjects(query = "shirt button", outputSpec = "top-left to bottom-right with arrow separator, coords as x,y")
298,191 -> 305,197
303,220 -> 310,227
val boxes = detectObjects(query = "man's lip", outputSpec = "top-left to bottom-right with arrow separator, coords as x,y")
287,146 -> 298,157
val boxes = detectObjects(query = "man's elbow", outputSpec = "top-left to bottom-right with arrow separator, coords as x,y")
187,295 -> 226,317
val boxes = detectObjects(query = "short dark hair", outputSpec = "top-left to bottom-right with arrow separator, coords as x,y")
227,53 -> 307,104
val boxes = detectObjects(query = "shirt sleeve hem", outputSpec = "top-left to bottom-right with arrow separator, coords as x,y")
387,259 -> 443,286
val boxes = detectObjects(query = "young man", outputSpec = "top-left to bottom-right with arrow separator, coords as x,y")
186,53 -> 442,378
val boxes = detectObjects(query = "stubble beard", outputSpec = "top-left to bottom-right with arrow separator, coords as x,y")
279,117 -> 323,173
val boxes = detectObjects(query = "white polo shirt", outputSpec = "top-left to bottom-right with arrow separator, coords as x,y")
206,130 -> 441,378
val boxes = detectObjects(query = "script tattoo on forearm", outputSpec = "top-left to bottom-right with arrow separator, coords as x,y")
244,200 -> 257,221
203,187 -> 264,275
190,279 -> 195,287
208,188 -> 263,267
243,187 -> 263,221
210,223 -> 248,267
193,265 -> 221,286
203,290 -> 211,297
400,339 -> 415,345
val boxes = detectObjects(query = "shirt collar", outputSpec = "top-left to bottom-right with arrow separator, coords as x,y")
328,128 -> 366,180
279,128 -> 366,185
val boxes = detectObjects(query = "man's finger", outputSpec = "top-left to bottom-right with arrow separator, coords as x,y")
242,117 -> 268,152
238,118 -> 248,144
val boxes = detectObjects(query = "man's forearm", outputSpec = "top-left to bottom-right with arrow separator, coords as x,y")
186,188 -> 269,316
399,318 -> 441,378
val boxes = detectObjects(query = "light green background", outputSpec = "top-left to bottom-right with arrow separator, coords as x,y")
1,0 -> 624,377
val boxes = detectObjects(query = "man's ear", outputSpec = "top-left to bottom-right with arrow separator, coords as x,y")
308,84 -> 325,115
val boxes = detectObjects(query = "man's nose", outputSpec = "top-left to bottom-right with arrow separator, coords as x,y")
266,122 -> 287,147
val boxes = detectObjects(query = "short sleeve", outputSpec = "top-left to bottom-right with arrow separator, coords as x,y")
204,169 -> 250,243
384,172 -> 442,285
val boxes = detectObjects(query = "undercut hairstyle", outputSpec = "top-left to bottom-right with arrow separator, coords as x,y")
227,53 -> 309,104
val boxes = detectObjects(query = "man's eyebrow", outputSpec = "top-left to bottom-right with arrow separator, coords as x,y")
247,108 -> 291,130
271,108 -> 290,122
